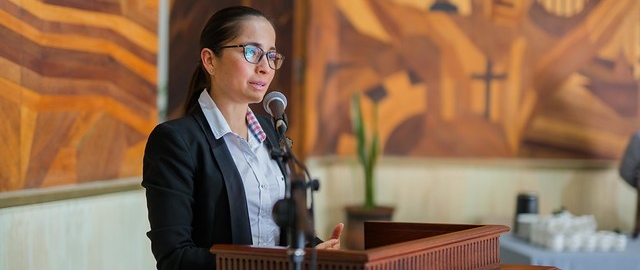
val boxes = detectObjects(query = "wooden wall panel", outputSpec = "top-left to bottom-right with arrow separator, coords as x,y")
0,0 -> 157,191
304,0 -> 640,160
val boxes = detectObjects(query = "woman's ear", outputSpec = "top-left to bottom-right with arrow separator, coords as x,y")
201,48 -> 215,74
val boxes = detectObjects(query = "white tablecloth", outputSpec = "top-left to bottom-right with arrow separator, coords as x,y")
500,233 -> 640,270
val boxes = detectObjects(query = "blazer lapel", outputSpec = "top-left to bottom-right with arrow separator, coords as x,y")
193,108 -> 252,245
257,115 -> 282,160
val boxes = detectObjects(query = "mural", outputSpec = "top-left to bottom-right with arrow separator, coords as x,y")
0,0 -> 158,191
0,0 -> 294,192
304,0 -> 640,159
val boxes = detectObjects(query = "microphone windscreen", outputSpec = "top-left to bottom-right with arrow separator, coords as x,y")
263,91 -> 287,116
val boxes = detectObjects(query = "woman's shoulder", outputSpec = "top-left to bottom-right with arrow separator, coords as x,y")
159,114 -> 198,128
150,115 -> 201,137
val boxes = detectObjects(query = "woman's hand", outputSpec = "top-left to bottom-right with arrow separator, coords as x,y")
315,223 -> 344,250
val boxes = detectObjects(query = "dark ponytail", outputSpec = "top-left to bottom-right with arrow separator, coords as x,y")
183,6 -> 271,115
184,62 -> 210,116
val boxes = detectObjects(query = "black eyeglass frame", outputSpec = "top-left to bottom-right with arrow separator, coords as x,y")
216,44 -> 284,70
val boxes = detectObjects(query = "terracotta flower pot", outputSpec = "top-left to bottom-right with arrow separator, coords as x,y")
344,205 -> 394,250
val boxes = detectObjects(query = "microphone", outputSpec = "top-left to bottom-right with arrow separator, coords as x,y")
263,91 -> 288,136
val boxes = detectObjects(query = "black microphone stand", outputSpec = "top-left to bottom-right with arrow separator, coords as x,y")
270,127 -> 319,270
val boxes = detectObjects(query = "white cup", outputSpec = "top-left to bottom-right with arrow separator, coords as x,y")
613,234 -> 627,252
596,232 -> 615,252
582,234 -> 597,252
547,233 -> 564,252
565,233 -> 582,252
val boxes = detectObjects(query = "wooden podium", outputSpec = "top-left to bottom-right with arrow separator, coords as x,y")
211,221 -> 558,270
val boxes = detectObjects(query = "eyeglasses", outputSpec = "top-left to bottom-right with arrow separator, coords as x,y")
216,44 -> 284,70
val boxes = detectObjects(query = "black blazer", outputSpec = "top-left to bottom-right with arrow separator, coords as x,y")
142,106 -> 284,270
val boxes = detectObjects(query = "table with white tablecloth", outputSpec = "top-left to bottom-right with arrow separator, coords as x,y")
500,233 -> 640,270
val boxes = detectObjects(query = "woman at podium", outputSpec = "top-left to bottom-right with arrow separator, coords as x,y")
142,6 -> 342,270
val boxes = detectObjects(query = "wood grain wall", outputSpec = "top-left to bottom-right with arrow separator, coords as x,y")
303,0 -> 640,160
5,0 -> 637,192
0,0 -> 158,191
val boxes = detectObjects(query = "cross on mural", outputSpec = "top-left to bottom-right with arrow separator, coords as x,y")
471,59 -> 507,119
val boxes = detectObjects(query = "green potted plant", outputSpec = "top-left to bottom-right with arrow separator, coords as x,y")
344,92 -> 394,250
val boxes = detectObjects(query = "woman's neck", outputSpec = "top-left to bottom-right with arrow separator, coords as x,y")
219,103 -> 249,141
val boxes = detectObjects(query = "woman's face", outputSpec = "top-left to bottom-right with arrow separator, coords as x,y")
210,16 -> 277,106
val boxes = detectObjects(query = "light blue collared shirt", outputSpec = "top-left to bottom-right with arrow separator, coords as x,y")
198,90 -> 285,246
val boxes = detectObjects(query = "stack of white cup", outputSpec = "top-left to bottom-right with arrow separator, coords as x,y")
520,210 -> 628,252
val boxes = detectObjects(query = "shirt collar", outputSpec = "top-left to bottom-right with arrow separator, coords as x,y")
198,89 -> 266,143
246,109 -> 267,143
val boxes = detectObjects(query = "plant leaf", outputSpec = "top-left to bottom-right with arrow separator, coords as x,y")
351,93 -> 366,166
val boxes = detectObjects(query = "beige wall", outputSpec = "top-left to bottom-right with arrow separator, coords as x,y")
309,157 -> 637,239
0,182 -> 155,270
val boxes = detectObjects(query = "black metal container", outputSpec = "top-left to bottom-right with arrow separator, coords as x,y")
513,192 -> 538,234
